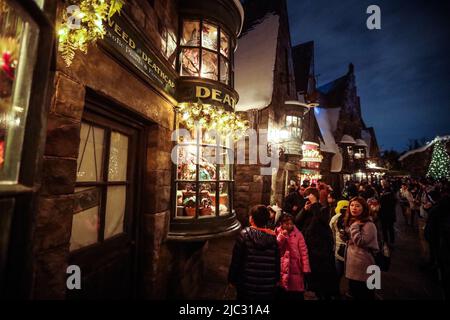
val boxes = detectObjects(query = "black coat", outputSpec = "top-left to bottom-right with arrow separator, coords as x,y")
379,187 -> 397,224
297,203 -> 338,295
228,227 -> 280,300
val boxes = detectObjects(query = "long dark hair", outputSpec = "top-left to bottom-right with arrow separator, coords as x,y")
344,196 -> 370,227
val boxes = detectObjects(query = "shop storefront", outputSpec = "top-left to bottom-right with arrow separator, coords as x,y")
1,0 -> 244,300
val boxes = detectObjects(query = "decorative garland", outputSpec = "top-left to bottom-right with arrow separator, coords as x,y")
0,0 -> 9,14
176,101 -> 249,141
58,0 -> 125,67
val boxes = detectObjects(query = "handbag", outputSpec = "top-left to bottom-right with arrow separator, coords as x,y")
371,243 -> 391,272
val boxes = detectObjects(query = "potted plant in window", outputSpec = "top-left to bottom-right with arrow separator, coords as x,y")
200,197 -> 213,216
183,196 -> 196,217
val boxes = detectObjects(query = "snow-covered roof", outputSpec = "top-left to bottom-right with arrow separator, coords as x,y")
340,134 -> 356,145
331,152 -> 343,173
355,139 -> 368,147
235,13 -> 280,111
399,135 -> 450,161
314,107 -> 340,154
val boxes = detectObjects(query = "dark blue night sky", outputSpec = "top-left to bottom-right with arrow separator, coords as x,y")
287,0 -> 450,152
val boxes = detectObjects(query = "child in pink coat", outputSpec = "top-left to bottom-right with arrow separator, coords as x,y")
276,213 -> 311,300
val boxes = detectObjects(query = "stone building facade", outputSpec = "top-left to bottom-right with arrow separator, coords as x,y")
233,0 -> 299,222
315,64 -> 382,192
1,0 -> 243,299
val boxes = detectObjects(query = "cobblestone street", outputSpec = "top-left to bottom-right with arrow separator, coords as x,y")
196,204 -> 445,300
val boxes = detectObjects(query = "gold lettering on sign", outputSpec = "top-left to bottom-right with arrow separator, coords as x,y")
212,89 -> 222,102
196,86 -> 211,99
195,86 -> 236,109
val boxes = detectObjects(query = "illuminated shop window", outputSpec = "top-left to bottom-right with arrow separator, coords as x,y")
0,1 -> 38,183
286,115 -> 302,138
354,148 -> 366,159
179,19 -> 232,85
174,130 -> 233,219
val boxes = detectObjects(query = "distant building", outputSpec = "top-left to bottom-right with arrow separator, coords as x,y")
314,64 -> 383,192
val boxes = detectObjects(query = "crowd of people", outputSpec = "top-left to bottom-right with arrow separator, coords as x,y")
228,177 -> 450,301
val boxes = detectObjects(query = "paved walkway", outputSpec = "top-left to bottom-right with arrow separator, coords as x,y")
196,204 -> 444,300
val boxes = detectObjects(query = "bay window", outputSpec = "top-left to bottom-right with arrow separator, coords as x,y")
179,19 -> 232,85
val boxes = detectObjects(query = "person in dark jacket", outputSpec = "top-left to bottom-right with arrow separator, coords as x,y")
379,180 -> 397,246
296,187 -> 339,300
228,205 -> 280,300
283,185 -> 306,217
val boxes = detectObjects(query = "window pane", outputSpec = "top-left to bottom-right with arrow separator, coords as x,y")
220,30 -> 230,57
108,131 -> 128,181
199,182 -> 216,218
105,185 -> 126,239
180,48 -> 199,77
200,145 -> 216,181
177,144 -> 197,180
286,116 -> 292,126
220,58 -> 229,85
202,22 -> 218,51
76,123 -> 105,182
218,182 -> 230,216
182,20 -> 200,46
70,206 -> 99,251
201,50 -> 218,80
73,187 -> 101,214
219,148 -> 232,180
176,182 -> 197,219
161,28 -> 177,68
0,2 -> 39,183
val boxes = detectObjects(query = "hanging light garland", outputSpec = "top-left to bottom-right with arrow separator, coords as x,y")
58,0 -> 125,67
176,101 -> 249,141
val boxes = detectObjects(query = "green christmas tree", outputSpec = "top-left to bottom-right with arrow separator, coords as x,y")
427,140 -> 450,180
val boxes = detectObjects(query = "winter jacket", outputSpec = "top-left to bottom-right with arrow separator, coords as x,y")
276,226 -> 311,292
379,187 -> 397,224
228,227 -> 280,300
330,212 -> 346,262
295,202 -> 321,232
301,203 -> 339,294
345,220 -> 379,282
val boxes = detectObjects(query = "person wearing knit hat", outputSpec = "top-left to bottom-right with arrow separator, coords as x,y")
330,200 -> 349,280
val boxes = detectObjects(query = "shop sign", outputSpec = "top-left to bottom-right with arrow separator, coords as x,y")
195,86 -> 237,109
301,142 -> 323,163
101,14 -> 176,97
177,80 -> 239,111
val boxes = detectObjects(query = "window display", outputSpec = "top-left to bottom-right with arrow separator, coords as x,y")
0,1 -> 38,183
201,50 -> 218,80
175,137 -> 233,219
182,20 -> 200,47
202,22 -> 218,51
179,19 -> 232,85
180,48 -> 199,77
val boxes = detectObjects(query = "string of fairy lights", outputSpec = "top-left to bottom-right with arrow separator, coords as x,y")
427,139 -> 450,180
176,101 -> 249,141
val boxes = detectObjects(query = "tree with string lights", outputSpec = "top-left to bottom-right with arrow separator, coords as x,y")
427,139 -> 450,181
